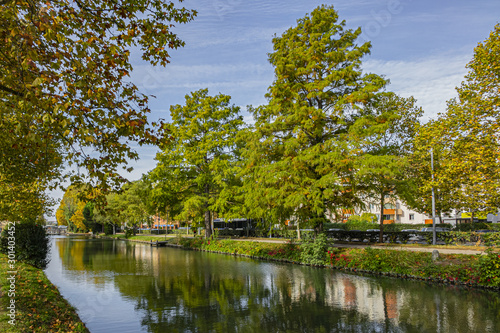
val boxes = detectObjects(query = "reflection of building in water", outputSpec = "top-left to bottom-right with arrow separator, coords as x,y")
343,278 -> 357,308
338,276 -> 386,321
272,269 -> 397,322
385,290 -> 398,320
282,270 -> 396,322
115,241 -> 162,275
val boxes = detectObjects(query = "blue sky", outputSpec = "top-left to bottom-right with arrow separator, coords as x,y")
126,0 -> 500,173
48,0 -> 500,217
131,0 -> 499,121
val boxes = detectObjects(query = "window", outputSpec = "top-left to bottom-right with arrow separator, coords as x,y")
409,214 -> 415,221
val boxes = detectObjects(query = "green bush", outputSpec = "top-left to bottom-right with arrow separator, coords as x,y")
323,223 -> 347,230
491,224 -> 500,232
476,249 -> 500,287
124,227 -> 133,239
103,223 -> 114,235
454,222 -> 491,231
345,216 -> 376,230
0,221 -> 50,269
300,233 -> 329,265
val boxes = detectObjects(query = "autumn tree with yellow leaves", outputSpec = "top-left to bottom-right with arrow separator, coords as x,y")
1,0 -> 196,221
413,24 -> 500,220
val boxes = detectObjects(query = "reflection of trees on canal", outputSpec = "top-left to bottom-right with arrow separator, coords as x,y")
55,239 -> 500,332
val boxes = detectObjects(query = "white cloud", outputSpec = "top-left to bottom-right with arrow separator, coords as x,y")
364,54 -> 470,120
133,63 -> 272,90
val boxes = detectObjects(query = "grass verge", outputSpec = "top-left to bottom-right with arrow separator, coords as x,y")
172,237 -> 500,289
0,254 -> 89,332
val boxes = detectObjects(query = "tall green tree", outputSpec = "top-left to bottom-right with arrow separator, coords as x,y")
404,120 -> 457,223
242,5 -> 387,232
93,191 -> 123,235
82,201 -> 96,233
350,93 -> 423,239
416,23 -> 500,220
0,0 -> 196,219
116,179 -> 153,233
150,89 -> 245,238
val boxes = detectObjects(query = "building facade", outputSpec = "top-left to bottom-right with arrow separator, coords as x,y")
358,198 -> 433,225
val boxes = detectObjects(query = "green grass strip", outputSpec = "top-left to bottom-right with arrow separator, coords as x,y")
0,253 -> 89,332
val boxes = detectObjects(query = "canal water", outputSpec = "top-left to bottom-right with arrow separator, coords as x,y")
44,236 -> 500,333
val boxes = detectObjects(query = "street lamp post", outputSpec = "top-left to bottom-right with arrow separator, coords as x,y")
431,148 -> 436,245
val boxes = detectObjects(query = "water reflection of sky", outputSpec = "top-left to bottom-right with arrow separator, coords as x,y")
45,237 -> 500,333
45,237 -> 145,333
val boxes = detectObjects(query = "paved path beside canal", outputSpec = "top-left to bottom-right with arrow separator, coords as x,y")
235,237 -> 487,255
107,234 -> 489,256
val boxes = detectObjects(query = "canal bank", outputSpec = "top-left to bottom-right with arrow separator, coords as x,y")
45,236 -> 500,332
102,233 -> 500,291
0,253 -> 89,332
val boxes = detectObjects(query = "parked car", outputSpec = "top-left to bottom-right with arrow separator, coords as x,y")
401,229 -> 419,233
401,229 -> 421,243
475,229 -> 496,233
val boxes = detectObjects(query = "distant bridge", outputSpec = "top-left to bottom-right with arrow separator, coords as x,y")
44,225 -> 68,235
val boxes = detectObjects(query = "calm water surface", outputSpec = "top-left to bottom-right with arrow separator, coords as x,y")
44,236 -> 500,333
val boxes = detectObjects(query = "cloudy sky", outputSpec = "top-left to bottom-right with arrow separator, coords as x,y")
48,0 -> 500,217
132,0 -> 499,118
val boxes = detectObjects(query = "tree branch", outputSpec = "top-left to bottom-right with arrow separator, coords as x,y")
0,84 -> 23,97
0,0 -> 15,6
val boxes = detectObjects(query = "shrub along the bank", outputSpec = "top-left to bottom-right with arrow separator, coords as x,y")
174,236 -> 500,289
454,222 -> 500,232
300,233 -> 328,265
323,222 -> 453,232
420,231 -> 500,247
178,236 -> 302,262
328,247 -> 481,284
0,221 -> 50,269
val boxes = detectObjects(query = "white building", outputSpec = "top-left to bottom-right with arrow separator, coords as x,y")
357,198 -> 433,225
358,198 -> 500,226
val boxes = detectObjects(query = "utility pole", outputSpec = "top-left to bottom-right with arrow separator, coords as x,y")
431,148 -> 436,245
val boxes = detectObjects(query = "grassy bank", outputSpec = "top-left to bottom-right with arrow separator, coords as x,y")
171,236 -> 500,289
101,233 -> 500,289
0,254 -> 89,333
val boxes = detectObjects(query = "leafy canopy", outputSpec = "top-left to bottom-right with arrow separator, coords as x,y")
0,0 -> 196,219
242,5 -> 387,229
416,23 -> 500,216
351,93 -> 423,227
150,89 -> 245,238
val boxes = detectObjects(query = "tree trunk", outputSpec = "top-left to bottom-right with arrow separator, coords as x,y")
379,193 -> 385,243
204,184 -> 212,238
313,212 -> 324,235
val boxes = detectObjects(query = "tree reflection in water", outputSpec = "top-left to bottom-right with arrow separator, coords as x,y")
49,237 -> 500,333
